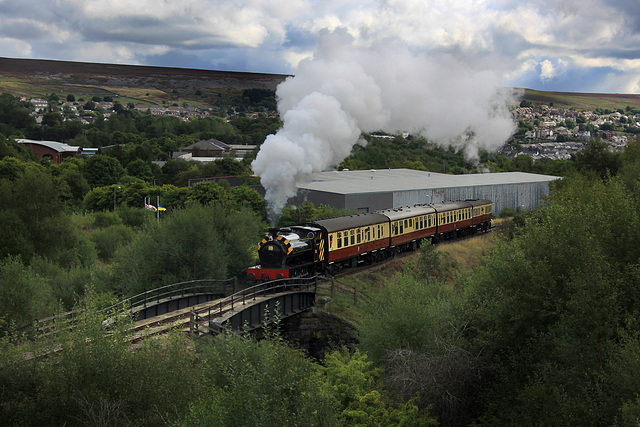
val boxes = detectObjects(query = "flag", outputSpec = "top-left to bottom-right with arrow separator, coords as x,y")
158,205 -> 166,211
145,204 -> 157,212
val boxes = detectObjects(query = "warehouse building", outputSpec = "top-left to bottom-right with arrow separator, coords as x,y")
291,168 -> 560,216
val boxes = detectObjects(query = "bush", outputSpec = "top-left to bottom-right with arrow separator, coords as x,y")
110,204 -> 262,296
116,205 -> 151,229
0,256 -> 52,330
183,332 -> 340,426
89,224 -> 134,261
92,211 -> 123,228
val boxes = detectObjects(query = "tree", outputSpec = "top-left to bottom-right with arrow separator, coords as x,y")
0,257 -> 49,330
110,204 -> 261,295
66,94 -> 75,102
183,332 -> 341,426
82,154 -> 125,187
572,139 -> 621,178
125,159 -> 154,182
1,166 -> 96,268
319,348 -> 436,426
564,118 -> 576,129
465,175 -> 640,425
0,292 -> 198,426
358,273 -> 483,424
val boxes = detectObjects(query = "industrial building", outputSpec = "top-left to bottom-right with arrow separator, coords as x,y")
291,168 -> 560,216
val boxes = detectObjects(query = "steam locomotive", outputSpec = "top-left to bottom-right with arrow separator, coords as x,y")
246,199 -> 492,281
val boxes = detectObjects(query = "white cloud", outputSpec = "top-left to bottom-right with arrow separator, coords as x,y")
0,0 -> 639,93
0,37 -> 32,57
540,60 -> 556,81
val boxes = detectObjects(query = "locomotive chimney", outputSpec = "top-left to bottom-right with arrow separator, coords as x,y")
269,228 -> 279,239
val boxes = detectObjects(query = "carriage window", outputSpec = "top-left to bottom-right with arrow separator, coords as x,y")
337,232 -> 342,248
357,230 -> 362,244
350,230 -> 355,245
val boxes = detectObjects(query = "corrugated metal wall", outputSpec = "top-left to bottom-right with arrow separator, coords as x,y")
392,182 -> 552,215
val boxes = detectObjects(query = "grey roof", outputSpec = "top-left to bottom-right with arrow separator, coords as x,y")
184,138 -> 230,151
17,138 -> 79,153
297,168 -> 560,195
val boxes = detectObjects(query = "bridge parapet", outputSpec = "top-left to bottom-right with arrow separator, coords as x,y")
190,277 -> 318,336
18,278 -> 236,339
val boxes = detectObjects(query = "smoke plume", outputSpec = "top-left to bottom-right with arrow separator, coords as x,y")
252,28 -> 518,214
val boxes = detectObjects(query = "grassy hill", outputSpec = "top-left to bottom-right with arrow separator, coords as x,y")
521,88 -> 640,110
1,57 -> 639,111
0,57 -> 288,109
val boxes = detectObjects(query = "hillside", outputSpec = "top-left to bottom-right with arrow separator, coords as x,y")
0,57 -> 289,108
1,57 -> 640,111
520,88 -> 640,110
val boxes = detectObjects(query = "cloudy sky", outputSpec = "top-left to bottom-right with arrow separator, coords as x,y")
1,0 -> 639,94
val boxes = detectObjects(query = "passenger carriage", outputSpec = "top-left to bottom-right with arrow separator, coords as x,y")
378,204 -> 437,250
314,213 -> 390,273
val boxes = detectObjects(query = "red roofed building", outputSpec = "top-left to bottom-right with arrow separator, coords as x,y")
17,139 -> 82,164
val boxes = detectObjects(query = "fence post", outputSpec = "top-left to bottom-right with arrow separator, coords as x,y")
189,309 -> 196,336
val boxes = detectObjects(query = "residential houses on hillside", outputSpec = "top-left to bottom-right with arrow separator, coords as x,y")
502,104 -> 638,161
22,96 -> 638,164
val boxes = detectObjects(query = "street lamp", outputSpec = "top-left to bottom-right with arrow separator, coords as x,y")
113,186 -> 121,210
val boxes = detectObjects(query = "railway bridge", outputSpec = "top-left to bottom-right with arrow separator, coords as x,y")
22,277 -> 322,343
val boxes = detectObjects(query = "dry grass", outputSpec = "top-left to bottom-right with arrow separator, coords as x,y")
437,232 -> 497,277
320,229 -> 504,323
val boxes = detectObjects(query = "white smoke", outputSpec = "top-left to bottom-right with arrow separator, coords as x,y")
252,28 -> 519,214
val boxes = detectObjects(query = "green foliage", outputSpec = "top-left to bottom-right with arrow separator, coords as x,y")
0,93 -> 36,136
359,274 -> 459,365
319,348 -> 436,426
0,256 -> 52,330
125,158 -> 154,182
0,292 -> 198,426
405,240 -> 442,280
183,332 -> 340,427
30,257 -> 93,311
92,210 -> 123,228
465,174 -> 640,425
89,224 -> 134,261
110,204 -> 262,295
1,165 -> 97,267
572,139 -> 621,178
358,273 -> 482,425
341,135 -> 474,173
82,154 -> 125,187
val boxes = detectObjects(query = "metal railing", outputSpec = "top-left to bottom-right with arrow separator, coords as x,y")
16,278 -> 236,339
318,277 -> 374,306
190,276 -> 318,336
